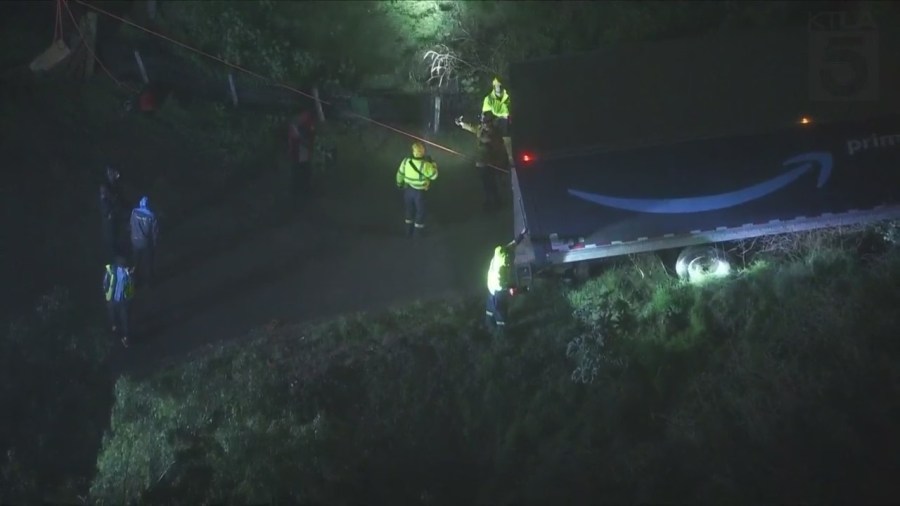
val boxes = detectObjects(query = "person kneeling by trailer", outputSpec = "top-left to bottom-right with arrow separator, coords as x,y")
485,227 -> 529,333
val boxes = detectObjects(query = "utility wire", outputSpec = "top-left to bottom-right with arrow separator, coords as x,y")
71,0 -> 511,174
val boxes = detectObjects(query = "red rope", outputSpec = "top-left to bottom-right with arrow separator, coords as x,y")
70,0 -> 510,173
63,0 -> 139,94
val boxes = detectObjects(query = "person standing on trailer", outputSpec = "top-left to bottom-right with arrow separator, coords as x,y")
395,142 -> 439,237
482,77 -> 514,168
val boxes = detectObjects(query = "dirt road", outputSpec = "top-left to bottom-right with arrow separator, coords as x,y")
113,123 -> 513,375
0,68 -> 511,377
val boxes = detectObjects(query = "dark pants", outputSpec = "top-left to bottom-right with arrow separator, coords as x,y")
494,116 -> 510,137
133,245 -> 155,289
107,300 -> 130,338
477,164 -> 500,207
403,187 -> 427,236
485,290 -> 508,328
291,160 -> 312,204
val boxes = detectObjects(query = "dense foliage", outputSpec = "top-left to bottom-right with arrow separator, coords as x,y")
1,288 -> 113,504
90,235 -> 900,504
141,0 -> 835,94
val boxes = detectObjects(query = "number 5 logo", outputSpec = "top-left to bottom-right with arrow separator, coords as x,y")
809,12 -> 878,101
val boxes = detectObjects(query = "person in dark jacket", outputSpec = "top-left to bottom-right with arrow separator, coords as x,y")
99,166 -> 125,260
287,110 -> 316,209
456,111 -> 505,210
103,255 -> 135,348
129,196 -> 159,289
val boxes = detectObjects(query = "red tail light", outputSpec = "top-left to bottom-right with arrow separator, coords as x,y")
520,152 -> 535,164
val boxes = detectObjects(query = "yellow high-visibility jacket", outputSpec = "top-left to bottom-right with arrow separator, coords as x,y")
396,156 -> 438,191
103,264 -> 134,302
487,245 -> 511,294
482,89 -> 510,119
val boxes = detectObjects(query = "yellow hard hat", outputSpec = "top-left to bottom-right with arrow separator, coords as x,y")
492,77 -> 502,87
412,142 -> 426,158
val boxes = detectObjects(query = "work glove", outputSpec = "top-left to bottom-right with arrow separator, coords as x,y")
454,115 -> 464,126
515,227 -> 528,243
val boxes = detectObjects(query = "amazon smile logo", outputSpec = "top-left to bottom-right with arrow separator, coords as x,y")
568,151 -> 833,214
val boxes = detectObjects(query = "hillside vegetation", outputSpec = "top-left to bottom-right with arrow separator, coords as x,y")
90,231 -> 900,505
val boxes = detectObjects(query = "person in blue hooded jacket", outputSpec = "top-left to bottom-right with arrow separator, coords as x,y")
129,196 -> 159,289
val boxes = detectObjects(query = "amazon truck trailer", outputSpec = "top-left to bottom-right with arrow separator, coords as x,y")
508,27 -> 900,284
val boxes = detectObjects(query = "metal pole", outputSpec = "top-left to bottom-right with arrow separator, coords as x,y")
433,94 -> 441,134
84,13 -> 98,79
133,50 -> 149,84
228,73 -> 238,107
313,86 -> 325,122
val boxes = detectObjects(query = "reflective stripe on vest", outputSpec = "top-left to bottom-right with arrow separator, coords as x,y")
105,265 -> 115,301
486,92 -> 509,117
402,158 -> 430,190
105,265 -> 133,302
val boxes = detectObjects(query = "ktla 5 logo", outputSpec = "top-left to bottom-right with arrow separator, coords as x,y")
809,10 -> 878,102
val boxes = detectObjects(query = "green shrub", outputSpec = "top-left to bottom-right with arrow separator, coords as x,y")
1,287 -> 113,504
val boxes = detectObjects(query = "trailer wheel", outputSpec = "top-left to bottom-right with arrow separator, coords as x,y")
676,245 -> 732,283
573,262 -> 590,282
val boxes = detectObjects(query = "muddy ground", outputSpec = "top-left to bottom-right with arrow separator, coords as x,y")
1,76 -> 512,377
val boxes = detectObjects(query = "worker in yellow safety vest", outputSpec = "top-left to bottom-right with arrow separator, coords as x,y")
482,77 -> 514,168
485,227 -> 529,332
395,142 -> 439,237
103,256 -> 135,348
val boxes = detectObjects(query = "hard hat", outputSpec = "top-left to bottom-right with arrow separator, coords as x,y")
411,142 -> 426,158
492,77 -> 502,87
